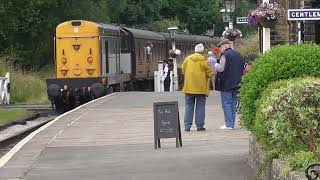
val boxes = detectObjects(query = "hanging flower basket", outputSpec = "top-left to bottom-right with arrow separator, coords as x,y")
247,2 -> 285,28
259,18 -> 277,28
222,28 -> 242,41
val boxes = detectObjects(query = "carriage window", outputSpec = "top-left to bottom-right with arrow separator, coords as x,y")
121,38 -> 130,53
138,42 -> 142,62
144,41 -> 153,63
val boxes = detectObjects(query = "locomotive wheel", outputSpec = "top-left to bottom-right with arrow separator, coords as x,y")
91,83 -> 105,98
53,100 -> 65,114
128,81 -> 134,91
108,86 -> 114,94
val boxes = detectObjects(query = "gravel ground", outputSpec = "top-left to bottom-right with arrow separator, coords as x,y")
0,116 -> 56,158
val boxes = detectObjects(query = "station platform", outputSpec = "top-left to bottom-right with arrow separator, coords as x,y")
0,91 -> 252,180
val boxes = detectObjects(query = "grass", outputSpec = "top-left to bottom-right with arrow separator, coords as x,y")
235,33 -> 260,56
0,56 -> 53,104
0,109 -> 33,126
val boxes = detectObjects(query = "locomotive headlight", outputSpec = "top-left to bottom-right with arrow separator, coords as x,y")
87,69 -> 94,76
61,57 -> 67,64
87,57 -> 93,64
60,66 -> 69,76
87,66 -> 95,76
61,70 -> 68,76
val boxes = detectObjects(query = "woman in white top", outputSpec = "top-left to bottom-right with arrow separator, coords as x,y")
207,51 -> 217,90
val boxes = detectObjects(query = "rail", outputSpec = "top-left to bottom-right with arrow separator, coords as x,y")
0,104 -> 52,110
0,72 -> 10,104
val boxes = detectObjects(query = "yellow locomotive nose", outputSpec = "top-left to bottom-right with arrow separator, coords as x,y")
87,57 -> 93,64
55,20 -> 100,79
61,57 -> 67,64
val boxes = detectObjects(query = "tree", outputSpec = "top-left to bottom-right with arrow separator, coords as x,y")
0,0 -> 257,68
0,0 -> 108,68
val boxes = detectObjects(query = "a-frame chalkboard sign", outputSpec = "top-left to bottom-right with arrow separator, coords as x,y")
153,101 -> 182,149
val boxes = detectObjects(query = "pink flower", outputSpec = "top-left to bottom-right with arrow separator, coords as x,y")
247,2 -> 285,25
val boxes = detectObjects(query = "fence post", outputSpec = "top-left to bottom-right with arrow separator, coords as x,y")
6,72 -> 10,104
157,61 -> 164,92
0,72 -> 10,104
154,71 -> 158,92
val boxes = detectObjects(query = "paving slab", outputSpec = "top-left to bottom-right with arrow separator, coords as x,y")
0,91 -> 253,180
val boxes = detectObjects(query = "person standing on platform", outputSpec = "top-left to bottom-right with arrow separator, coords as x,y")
162,59 -> 171,91
207,50 -> 217,90
182,43 -> 214,132
214,39 -> 244,130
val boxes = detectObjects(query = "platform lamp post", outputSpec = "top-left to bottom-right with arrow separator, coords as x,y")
221,0 -> 236,49
168,26 -> 178,91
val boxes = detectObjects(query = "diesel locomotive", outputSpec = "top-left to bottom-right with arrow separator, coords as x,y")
46,20 -> 220,112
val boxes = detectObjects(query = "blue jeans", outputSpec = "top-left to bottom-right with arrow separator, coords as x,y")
220,89 -> 238,128
184,94 -> 206,129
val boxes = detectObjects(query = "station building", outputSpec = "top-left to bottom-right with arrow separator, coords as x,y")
257,0 -> 320,45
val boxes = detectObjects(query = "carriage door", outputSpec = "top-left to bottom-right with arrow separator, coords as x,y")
120,37 -> 132,74
101,37 -> 119,75
109,37 -> 119,75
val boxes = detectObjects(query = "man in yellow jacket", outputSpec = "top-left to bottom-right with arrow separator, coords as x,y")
182,43 -> 214,132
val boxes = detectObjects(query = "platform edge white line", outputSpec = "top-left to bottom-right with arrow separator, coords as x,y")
0,92 -> 118,168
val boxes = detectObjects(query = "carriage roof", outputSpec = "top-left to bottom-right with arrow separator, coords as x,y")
122,27 -> 166,41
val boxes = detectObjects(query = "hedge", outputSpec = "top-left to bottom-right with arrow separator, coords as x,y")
253,77 -> 320,171
239,44 -> 320,130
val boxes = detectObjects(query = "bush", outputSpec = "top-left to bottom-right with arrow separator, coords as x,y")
254,77 -> 320,152
286,151 -> 317,172
253,77 -> 320,171
240,44 -> 320,130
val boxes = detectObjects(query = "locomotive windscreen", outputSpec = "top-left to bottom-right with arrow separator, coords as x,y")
71,21 -> 82,26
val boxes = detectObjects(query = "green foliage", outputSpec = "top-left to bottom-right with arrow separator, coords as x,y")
254,77 -> 320,153
0,56 -> 50,104
0,0 -> 257,69
240,44 -> 320,130
253,77 -> 320,172
144,18 -> 186,32
233,0 -> 258,38
253,79 -> 289,149
286,151 -> 317,172
0,0 -> 108,68
176,0 -> 222,35
0,109 -> 33,125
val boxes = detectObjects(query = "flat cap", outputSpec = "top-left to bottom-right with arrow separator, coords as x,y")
217,39 -> 231,47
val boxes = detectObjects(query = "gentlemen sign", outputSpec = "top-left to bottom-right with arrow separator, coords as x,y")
288,9 -> 320,21
153,101 -> 182,149
236,17 -> 248,24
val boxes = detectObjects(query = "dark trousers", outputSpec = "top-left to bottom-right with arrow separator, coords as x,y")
164,77 -> 170,91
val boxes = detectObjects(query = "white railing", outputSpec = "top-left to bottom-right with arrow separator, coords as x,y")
0,72 -> 10,104
154,61 -> 174,92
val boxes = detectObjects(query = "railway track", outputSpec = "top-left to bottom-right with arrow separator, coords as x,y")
0,104 -> 57,159
0,115 -> 56,159
0,104 -> 52,110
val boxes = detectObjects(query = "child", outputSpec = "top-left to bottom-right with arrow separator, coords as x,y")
208,47 -> 220,90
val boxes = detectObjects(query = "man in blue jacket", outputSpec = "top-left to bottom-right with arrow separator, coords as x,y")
214,39 -> 244,129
